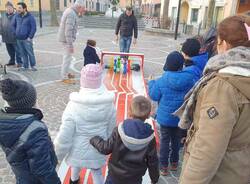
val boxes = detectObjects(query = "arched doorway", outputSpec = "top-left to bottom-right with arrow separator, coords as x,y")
180,1 -> 189,23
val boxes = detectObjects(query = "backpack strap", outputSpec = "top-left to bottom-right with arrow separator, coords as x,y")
1,121 -> 46,162
13,121 -> 47,150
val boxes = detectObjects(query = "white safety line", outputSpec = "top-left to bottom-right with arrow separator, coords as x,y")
7,71 -> 29,82
144,60 -> 164,66
35,49 -> 63,55
83,169 -> 91,184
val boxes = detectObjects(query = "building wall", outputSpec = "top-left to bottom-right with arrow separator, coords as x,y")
0,0 -> 108,12
167,0 -> 245,28
141,0 -> 160,16
0,0 -> 40,11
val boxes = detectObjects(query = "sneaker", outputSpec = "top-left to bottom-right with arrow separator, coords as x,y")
170,162 -> 178,171
68,73 -> 75,79
16,64 -> 22,68
31,67 -> 38,71
18,67 -> 28,71
6,63 -> 15,66
160,167 -> 169,176
70,178 -> 80,184
62,79 -> 76,84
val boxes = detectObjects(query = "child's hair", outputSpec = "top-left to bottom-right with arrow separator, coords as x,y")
17,2 -> 27,10
217,15 -> 250,48
130,96 -> 151,121
181,38 -> 201,57
87,39 -> 96,47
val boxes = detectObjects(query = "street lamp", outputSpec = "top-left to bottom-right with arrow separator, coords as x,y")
38,0 -> 43,28
174,0 -> 181,40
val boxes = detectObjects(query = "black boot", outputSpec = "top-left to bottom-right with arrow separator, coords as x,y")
6,60 -> 15,66
69,178 -> 80,184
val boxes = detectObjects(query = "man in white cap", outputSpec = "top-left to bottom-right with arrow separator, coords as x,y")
58,0 -> 85,84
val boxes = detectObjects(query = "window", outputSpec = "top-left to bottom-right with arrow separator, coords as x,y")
55,0 -> 60,10
64,0 -> 67,7
191,8 -> 199,23
203,7 -> 208,28
214,7 -> 224,25
171,7 -> 177,19
30,0 -> 34,7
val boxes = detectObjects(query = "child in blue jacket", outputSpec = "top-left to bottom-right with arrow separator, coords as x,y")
149,51 -> 197,176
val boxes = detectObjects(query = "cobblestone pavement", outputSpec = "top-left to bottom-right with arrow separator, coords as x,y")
0,27 -> 186,184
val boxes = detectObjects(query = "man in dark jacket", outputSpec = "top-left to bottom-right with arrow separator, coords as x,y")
0,1 -> 22,66
115,6 -> 138,54
12,2 -> 37,71
0,78 -> 61,184
90,96 -> 159,184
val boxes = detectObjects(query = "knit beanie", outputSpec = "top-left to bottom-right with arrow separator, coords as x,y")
74,0 -> 85,6
5,1 -> 13,7
163,51 -> 184,71
181,38 -> 201,57
80,64 -> 102,89
0,79 -> 37,108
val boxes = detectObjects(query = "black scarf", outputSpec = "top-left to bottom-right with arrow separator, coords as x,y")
2,107 -> 43,120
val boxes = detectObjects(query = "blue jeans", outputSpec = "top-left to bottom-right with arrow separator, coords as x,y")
17,39 -> 36,68
159,126 -> 181,168
5,43 -> 22,64
119,36 -> 132,53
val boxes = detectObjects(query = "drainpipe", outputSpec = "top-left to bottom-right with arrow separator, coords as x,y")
38,0 -> 42,28
174,0 -> 181,40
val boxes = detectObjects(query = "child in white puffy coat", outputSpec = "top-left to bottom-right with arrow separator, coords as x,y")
54,64 -> 116,184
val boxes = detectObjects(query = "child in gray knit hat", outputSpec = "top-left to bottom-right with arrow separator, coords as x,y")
0,78 -> 37,108
0,78 -> 61,184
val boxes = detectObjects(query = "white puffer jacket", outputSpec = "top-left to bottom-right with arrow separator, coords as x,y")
54,86 -> 116,169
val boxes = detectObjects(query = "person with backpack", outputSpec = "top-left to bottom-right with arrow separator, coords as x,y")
0,78 -> 61,184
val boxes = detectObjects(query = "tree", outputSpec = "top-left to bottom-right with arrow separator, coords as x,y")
160,0 -> 170,29
50,0 -> 59,26
206,0 -> 215,29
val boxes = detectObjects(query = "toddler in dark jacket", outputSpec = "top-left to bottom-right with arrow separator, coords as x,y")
90,96 -> 159,184
83,39 -> 100,66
